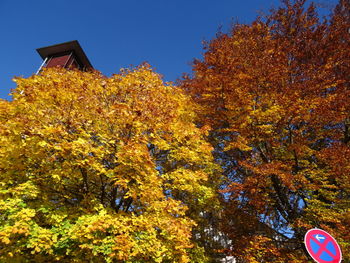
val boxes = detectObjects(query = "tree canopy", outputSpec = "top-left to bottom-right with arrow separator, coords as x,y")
0,66 -> 218,262
182,0 -> 349,261
1,0 -> 349,262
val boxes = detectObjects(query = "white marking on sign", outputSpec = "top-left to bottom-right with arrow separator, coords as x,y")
315,234 -> 325,241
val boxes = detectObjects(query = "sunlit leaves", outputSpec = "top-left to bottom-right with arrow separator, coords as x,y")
0,65 -> 217,261
182,0 -> 350,260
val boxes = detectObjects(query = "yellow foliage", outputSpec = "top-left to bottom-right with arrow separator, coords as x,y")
0,66 -> 217,262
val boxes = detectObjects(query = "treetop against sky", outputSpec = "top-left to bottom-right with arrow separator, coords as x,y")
0,0 -> 337,100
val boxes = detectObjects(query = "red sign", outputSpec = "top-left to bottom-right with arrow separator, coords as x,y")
304,228 -> 342,263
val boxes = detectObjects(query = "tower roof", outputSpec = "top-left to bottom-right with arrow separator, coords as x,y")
36,40 -> 93,69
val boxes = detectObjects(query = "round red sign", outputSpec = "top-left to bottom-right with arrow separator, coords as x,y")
304,228 -> 342,263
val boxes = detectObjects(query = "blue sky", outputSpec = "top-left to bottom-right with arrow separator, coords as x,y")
0,0 -> 338,100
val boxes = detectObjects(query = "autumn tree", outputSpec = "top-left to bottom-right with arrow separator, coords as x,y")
182,0 -> 350,261
0,66 -> 219,262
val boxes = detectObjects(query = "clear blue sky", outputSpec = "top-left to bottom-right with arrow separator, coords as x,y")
0,0 -> 337,100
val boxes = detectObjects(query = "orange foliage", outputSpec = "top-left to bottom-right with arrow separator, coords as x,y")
182,0 -> 350,260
